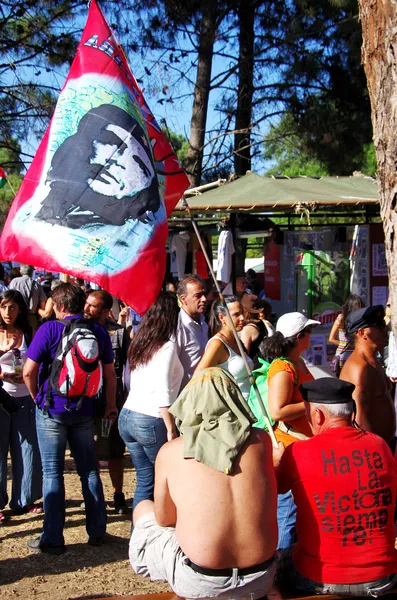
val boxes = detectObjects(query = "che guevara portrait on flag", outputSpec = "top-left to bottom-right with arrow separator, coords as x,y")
35,104 -> 161,229
11,74 -> 167,276
0,0 -> 190,314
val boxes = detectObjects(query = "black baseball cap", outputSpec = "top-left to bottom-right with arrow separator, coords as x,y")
300,378 -> 355,404
346,305 -> 385,335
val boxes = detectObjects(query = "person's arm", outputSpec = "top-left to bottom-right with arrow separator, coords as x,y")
328,315 -> 341,345
194,338 -> 227,374
267,370 -> 306,422
272,441 -> 285,469
240,324 -> 259,355
160,407 -> 177,441
351,371 -> 373,432
154,444 -> 177,527
117,306 -> 129,327
23,358 -> 40,400
38,297 -> 54,320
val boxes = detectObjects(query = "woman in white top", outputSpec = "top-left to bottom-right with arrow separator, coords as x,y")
118,291 -> 183,510
0,290 -> 42,522
195,295 -> 253,400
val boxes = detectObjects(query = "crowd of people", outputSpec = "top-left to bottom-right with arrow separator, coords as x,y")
2,264 -> 397,599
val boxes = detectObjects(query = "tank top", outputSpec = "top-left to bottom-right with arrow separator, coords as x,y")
208,336 -> 254,400
0,334 -> 29,397
267,358 -> 313,446
335,315 -> 354,367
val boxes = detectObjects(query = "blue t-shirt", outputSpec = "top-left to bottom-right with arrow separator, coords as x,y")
26,315 -> 114,415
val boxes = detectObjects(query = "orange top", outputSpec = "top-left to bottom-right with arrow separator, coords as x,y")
267,359 -> 313,442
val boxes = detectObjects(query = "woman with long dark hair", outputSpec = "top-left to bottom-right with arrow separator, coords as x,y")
0,290 -> 42,522
240,295 -> 269,368
195,296 -> 253,400
118,291 -> 183,509
329,294 -> 365,376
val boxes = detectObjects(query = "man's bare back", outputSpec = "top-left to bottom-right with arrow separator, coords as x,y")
154,428 -> 278,569
340,348 -> 395,442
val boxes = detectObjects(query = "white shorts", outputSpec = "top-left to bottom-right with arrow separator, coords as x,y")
129,512 -> 276,600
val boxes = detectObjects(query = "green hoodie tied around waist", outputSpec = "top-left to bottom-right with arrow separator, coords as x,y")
169,367 -> 256,474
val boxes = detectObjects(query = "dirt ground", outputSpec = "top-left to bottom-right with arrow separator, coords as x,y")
0,453 -> 171,599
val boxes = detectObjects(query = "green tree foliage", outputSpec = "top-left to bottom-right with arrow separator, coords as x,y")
272,0 -> 373,175
0,1 -> 93,164
0,0 -> 131,166
162,128 -> 189,167
0,148 -> 22,227
361,142 -> 377,176
264,114 -> 329,177
263,113 -> 377,178
0,0 -> 374,183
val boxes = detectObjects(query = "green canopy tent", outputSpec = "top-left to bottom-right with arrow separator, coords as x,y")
178,172 -> 379,212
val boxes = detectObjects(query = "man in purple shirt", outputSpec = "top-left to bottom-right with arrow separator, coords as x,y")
23,283 -> 117,555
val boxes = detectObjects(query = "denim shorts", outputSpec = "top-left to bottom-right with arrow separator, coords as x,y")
130,512 -> 276,600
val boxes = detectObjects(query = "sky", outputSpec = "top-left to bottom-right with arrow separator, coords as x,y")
13,1 -> 272,176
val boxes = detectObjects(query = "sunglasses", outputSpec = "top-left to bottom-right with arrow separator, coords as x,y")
300,326 -> 312,335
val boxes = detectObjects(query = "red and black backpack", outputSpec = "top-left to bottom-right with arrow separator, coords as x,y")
45,318 -> 103,411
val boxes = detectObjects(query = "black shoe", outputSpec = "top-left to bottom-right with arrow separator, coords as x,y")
27,536 -> 65,555
87,536 -> 104,546
113,492 -> 128,515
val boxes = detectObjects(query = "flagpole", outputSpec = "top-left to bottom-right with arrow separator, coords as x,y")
6,178 -> 17,197
181,196 -> 278,448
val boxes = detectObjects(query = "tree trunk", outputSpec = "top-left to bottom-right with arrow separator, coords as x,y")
358,0 -> 397,334
234,0 -> 254,177
185,0 -> 217,187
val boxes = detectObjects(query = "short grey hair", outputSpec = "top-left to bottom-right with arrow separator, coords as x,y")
20,264 -> 34,277
177,274 -> 205,298
312,401 -> 354,418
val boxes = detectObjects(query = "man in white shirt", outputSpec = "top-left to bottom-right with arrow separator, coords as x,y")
176,275 -> 208,391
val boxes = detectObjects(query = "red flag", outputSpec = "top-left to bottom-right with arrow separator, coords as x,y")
0,167 -> 7,189
0,0 -> 189,314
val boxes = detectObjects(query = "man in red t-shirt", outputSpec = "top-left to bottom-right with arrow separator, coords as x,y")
275,377 -> 397,596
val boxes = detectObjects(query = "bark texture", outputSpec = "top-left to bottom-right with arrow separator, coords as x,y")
234,0 -> 254,176
185,0 -> 218,187
358,0 -> 397,333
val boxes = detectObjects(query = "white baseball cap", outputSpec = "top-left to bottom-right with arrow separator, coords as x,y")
276,312 -> 321,338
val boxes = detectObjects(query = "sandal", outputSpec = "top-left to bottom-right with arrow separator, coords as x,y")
26,503 -> 43,515
0,512 -> 7,523
11,503 -> 43,515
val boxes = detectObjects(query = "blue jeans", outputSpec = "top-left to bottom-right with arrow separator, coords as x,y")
0,396 -> 42,510
36,408 -> 107,547
118,408 -> 168,510
277,491 -> 297,550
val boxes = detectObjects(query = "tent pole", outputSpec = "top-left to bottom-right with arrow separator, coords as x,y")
182,196 -> 278,448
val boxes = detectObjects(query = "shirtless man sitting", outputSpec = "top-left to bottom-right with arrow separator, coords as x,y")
340,304 -> 396,451
129,368 -> 278,600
